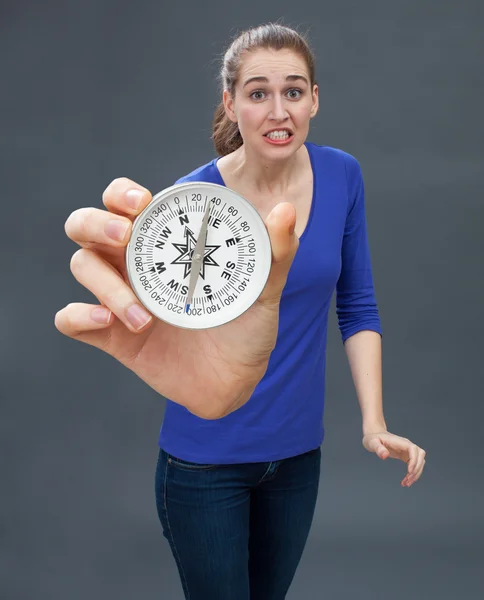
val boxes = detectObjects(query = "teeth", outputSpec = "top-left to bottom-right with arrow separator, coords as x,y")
266,130 -> 290,140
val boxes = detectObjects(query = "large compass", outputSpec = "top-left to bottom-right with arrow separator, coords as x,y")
126,181 -> 272,329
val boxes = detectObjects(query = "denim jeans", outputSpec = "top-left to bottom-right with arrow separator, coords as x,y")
154,445 -> 321,600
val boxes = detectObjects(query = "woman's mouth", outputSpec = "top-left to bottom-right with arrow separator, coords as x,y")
263,130 -> 294,145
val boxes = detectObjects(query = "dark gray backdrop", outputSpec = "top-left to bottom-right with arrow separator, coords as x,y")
2,1 -> 483,598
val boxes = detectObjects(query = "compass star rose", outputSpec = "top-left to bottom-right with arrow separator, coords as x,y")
171,226 -> 220,280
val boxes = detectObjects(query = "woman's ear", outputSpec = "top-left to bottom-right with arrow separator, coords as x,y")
310,85 -> 319,118
223,89 -> 238,124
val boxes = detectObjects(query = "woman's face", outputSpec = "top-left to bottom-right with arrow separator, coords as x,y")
223,48 -> 319,158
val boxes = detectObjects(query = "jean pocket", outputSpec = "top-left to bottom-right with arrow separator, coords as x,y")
167,453 -> 217,471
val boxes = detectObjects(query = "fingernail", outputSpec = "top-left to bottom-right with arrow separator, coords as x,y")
91,307 -> 111,324
126,189 -> 144,210
105,220 -> 130,241
126,304 -> 152,330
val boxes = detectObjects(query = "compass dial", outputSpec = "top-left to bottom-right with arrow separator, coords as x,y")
126,182 -> 272,329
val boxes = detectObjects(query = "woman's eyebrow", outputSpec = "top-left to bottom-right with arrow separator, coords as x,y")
243,75 -> 308,88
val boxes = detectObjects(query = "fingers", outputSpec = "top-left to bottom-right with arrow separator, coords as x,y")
55,302 -> 113,338
68,248 -> 153,333
64,178 -> 152,248
406,459 -> 425,486
257,202 -> 299,307
65,207 -> 133,248
403,447 -> 427,487
102,177 -> 152,218
406,443 -> 420,475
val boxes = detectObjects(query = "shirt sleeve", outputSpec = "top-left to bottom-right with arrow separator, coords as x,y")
336,155 -> 383,344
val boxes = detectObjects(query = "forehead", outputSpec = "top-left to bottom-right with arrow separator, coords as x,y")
238,48 -> 308,81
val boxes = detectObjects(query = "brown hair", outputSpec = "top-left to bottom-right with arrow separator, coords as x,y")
211,22 -> 317,157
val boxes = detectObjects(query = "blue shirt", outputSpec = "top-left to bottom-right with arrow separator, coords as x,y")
158,142 -> 382,463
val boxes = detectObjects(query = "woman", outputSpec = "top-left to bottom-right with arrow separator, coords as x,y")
56,22 -> 426,600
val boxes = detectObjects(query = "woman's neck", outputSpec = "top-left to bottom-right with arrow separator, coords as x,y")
228,143 -> 305,198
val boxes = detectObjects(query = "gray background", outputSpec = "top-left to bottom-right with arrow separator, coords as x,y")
1,0 -> 483,598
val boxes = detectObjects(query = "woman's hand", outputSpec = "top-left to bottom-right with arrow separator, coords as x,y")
54,178 -> 299,420
362,431 -> 427,487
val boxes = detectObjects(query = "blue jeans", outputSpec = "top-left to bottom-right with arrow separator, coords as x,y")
154,446 -> 321,599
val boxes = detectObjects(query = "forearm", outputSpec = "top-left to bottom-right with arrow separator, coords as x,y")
343,329 -> 387,436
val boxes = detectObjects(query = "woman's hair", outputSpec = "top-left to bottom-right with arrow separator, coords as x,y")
211,22 -> 317,157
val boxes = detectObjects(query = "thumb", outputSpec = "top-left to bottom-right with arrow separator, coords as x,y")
257,202 -> 299,307
377,444 -> 389,459
366,436 -> 389,459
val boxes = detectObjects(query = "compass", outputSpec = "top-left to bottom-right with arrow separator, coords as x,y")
125,181 -> 272,330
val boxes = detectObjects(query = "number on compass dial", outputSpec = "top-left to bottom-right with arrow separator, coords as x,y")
125,181 -> 272,330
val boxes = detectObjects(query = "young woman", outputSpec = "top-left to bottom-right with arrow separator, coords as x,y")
56,22 -> 426,600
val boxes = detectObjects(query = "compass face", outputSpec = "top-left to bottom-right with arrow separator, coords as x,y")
126,182 -> 272,329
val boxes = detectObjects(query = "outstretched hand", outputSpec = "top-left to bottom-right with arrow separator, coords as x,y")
55,178 -> 299,421
362,431 -> 427,487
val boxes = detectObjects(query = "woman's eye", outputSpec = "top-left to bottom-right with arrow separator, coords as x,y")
287,88 -> 303,99
250,88 -> 303,101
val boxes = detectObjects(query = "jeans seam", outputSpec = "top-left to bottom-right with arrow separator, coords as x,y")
163,454 -> 191,599
256,461 -> 279,485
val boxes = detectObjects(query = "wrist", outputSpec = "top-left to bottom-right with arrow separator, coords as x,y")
363,421 -> 388,437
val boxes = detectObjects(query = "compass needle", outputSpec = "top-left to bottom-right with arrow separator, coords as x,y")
184,197 -> 212,312
125,182 -> 272,330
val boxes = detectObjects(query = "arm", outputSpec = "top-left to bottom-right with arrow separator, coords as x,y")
336,157 -> 427,487
336,156 -> 385,434
343,330 -> 387,435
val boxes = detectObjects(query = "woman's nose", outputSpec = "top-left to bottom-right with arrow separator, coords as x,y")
269,96 -> 289,120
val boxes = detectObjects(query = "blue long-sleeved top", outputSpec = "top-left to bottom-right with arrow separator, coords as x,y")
158,142 -> 382,463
